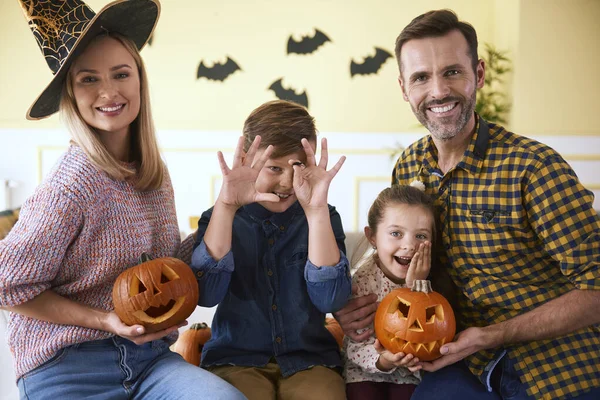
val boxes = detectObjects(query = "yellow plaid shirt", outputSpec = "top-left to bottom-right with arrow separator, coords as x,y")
392,116 -> 600,399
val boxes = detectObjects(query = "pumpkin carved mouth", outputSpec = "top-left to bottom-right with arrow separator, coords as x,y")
387,336 -> 448,355
128,267 -> 187,324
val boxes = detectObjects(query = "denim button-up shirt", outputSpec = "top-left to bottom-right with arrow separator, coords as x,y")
191,201 -> 352,377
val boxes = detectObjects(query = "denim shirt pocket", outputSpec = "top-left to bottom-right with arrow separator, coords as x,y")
284,245 -> 308,269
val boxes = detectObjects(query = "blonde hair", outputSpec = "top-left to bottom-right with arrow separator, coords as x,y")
59,33 -> 163,191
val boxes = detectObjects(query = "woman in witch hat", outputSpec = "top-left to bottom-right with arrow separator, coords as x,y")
0,1 -> 246,398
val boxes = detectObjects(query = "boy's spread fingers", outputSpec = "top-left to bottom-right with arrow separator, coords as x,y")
318,137 -> 328,169
253,144 -> 273,170
329,156 -> 346,176
216,151 -> 230,174
232,136 -> 244,168
244,136 -> 260,166
302,138 -> 317,166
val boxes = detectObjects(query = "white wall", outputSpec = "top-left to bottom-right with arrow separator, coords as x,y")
1,128 -> 599,227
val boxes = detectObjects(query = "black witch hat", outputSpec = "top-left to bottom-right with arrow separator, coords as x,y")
18,0 -> 160,120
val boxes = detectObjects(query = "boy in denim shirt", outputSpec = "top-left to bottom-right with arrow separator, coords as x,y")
191,100 -> 351,399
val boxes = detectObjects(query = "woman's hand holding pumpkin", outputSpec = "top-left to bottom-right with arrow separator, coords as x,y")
102,311 -> 187,345
374,339 -> 422,372
216,135 -> 280,210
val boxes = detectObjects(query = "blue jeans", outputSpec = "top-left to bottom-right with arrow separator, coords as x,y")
17,337 -> 247,400
411,356 -> 600,400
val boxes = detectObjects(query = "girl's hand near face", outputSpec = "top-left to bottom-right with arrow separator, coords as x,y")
374,339 -> 422,373
216,136 -> 280,210
291,137 -> 345,215
405,241 -> 431,289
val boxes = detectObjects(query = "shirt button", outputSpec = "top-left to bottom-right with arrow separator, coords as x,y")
196,271 -> 204,278
267,270 -> 273,276
279,225 -> 285,231
439,186 -> 446,193
268,239 -> 274,245
272,304 -> 277,311
275,337 -> 282,343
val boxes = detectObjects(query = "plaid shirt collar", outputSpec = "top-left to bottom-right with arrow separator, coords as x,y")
419,114 -> 491,178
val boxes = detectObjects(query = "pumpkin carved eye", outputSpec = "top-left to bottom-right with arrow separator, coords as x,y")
397,299 -> 411,318
426,304 -> 443,323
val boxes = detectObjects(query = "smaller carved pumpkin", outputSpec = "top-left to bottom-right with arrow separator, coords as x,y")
172,322 -> 212,366
112,253 -> 199,333
325,317 -> 344,348
374,280 -> 455,361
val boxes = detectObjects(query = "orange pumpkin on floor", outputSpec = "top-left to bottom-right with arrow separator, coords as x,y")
325,317 -> 344,348
112,253 -> 199,333
172,322 -> 212,366
374,281 -> 455,361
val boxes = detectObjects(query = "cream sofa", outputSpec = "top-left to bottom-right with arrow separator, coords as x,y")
0,231 -> 365,399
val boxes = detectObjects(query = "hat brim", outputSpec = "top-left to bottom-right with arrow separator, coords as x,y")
26,0 -> 160,120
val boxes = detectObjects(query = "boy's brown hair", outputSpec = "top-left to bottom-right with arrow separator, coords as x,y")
243,100 -> 317,158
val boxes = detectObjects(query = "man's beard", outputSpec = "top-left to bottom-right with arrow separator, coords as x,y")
412,88 -> 477,141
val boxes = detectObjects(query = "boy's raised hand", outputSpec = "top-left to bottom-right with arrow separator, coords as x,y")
216,136 -> 280,209
405,241 -> 431,289
291,138 -> 345,212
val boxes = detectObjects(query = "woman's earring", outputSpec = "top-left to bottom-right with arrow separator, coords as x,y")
372,245 -> 377,250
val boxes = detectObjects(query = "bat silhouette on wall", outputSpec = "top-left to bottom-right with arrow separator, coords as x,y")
268,78 -> 309,108
350,47 -> 393,77
287,28 -> 331,55
197,57 -> 242,82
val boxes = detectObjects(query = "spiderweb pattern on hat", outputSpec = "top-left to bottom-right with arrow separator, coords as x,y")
19,0 -> 95,74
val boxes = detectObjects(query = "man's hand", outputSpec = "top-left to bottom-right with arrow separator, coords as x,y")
333,285 -> 378,341
419,326 -> 498,371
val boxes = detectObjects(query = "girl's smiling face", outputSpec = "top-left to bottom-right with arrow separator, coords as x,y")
366,203 -> 434,283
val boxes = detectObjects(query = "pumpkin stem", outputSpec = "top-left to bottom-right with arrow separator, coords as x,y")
190,322 -> 209,330
139,252 -> 154,263
411,280 -> 432,293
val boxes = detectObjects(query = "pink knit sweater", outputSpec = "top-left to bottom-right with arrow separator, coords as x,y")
0,145 -> 194,379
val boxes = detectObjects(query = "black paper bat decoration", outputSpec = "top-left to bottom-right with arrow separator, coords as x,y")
268,78 -> 309,108
287,28 -> 331,55
147,34 -> 154,46
350,47 -> 393,77
197,57 -> 242,82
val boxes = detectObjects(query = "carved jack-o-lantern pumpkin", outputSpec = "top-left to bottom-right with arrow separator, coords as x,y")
374,281 -> 455,361
112,253 -> 199,333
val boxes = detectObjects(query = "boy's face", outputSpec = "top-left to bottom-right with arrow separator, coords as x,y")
253,142 -> 315,213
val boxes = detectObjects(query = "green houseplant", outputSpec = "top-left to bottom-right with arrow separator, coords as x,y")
476,43 -> 512,125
